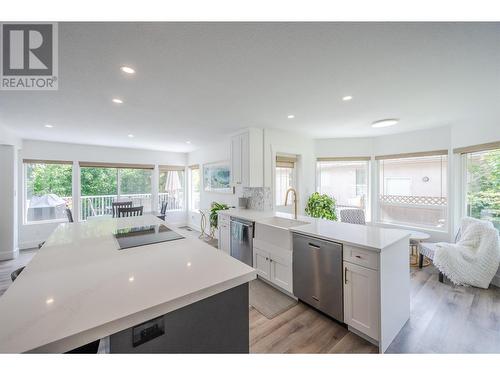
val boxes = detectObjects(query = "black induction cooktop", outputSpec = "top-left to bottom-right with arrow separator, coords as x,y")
114,224 -> 184,250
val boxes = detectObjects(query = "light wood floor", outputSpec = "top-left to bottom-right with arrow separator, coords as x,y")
2,249 -> 500,353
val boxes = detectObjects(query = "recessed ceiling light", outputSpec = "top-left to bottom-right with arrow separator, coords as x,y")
186,140 -> 191,144
128,276 -> 134,282
44,124 -> 54,128
128,134 -> 134,138
287,115 -> 295,119
120,66 -> 135,74
112,98 -> 124,104
342,95 -> 353,101
371,119 -> 399,128
46,298 -> 54,305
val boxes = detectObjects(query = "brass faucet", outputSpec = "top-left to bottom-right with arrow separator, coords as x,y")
284,188 -> 298,219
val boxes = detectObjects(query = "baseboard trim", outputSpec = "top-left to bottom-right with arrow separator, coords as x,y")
19,240 -> 43,250
0,247 -> 19,261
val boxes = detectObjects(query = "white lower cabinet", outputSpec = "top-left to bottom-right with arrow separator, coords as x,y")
253,247 -> 271,280
218,213 -> 230,254
253,246 -> 292,294
343,261 -> 379,341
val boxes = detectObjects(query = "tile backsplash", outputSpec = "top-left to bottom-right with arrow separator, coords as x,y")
242,187 -> 272,211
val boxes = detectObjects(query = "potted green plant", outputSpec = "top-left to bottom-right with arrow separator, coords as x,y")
209,201 -> 230,230
305,192 -> 337,221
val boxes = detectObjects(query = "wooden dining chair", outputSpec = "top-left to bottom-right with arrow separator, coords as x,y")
112,201 -> 133,218
118,206 -> 144,217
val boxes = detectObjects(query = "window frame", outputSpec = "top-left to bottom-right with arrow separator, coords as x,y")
22,159 -> 74,225
275,163 -> 297,209
315,157 -> 371,221
188,165 -> 201,212
375,151 -> 449,232
459,146 -> 500,230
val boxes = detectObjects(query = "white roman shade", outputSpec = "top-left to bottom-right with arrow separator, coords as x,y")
276,155 -> 297,168
78,161 -> 154,170
375,149 -> 448,161
453,141 -> 500,154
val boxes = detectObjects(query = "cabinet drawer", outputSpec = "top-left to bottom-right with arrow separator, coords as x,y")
343,245 -> 379,270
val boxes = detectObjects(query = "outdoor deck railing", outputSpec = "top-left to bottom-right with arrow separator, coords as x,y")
78,191 -> 184,220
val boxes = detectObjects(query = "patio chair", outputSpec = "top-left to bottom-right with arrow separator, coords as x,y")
340,208 -> 366,225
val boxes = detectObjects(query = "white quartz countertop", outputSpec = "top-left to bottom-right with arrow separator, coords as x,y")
221,208 -> 410,251
0,215 -> 256,353
289,221 -> 410,251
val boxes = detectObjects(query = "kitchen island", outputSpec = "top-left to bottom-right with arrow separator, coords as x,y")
0,215 -> 256,353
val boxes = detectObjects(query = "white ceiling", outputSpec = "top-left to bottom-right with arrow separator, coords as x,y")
1,22 -> 499,152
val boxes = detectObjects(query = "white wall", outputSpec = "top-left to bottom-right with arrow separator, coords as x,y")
186,138 -> 237,230
0,124 -> 22,149
316,137 -> 373,158
451,121 -> 500,149
0,145 -> 19,260
18,140 -> 188,249
0,126 -> 20,260
372,126 -> 451,156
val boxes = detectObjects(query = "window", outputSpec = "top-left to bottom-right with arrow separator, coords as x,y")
463,148 -> 499,230
79,163 -> 153,220
378,152 -> 447,230
23,160 -> 73,223
275,155 -> 296,209
317,159 -> 369,216
189,165 -> 200,211
159,166 -> 185,211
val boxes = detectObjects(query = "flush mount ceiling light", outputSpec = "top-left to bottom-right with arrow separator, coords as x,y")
342,95 -> 353,101
44,124 -> 54,128
287,115 -> 295,119
128,134 -> 134,138
371,119 -> 399,128
112,98 -> 124,104
120,66 -> 135,74
186,140 -> 191,144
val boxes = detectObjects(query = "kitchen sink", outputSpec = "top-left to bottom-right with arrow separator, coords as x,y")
257,216 -> 310,229
254,216 -> 310,249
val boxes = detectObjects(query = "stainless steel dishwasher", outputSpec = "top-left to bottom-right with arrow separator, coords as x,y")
230,217 -> 254,266
292,233 -> 344,322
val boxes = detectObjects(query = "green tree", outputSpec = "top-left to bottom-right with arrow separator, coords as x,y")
28,164 -> 72,197
80,167 -> 118,196
467,149 -> 500,229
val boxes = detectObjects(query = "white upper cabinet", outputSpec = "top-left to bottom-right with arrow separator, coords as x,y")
230,128 -> 263,187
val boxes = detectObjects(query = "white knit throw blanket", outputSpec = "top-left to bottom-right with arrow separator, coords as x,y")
433,217 -> 500,289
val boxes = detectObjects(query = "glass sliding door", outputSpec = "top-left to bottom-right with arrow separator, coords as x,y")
79,163 -> 153,220
159,166 -> 185,211
189,165 -> 200,211
119,168 -> 153,212
80,166 -> 118,220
